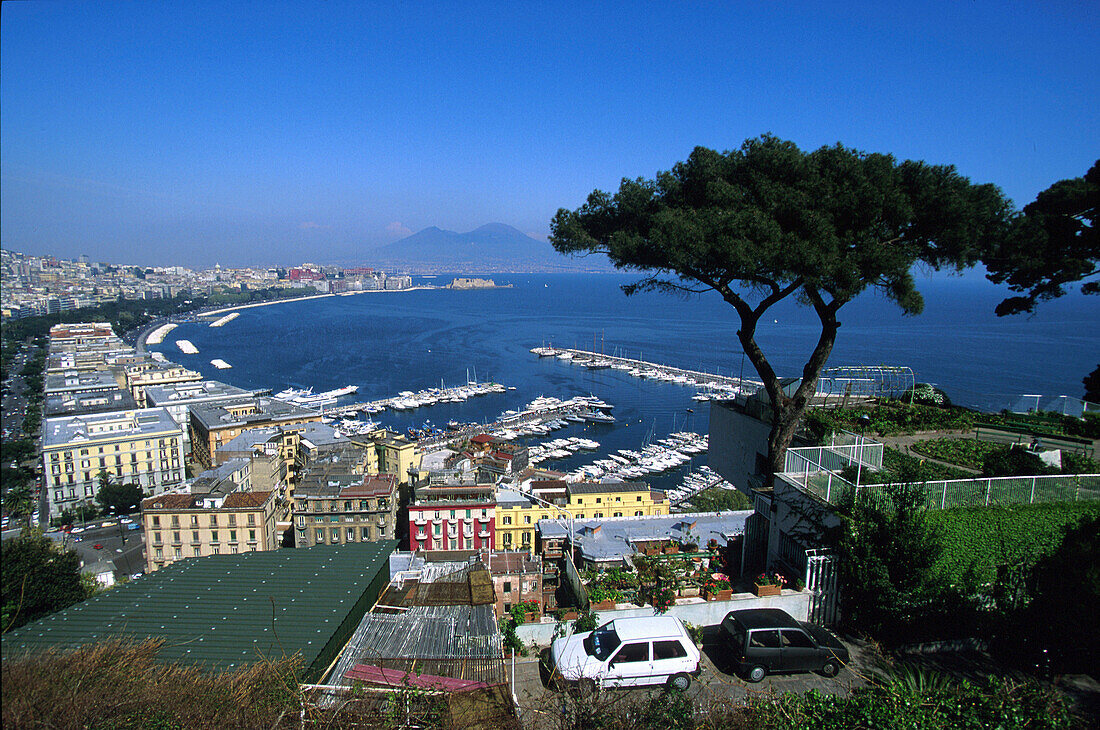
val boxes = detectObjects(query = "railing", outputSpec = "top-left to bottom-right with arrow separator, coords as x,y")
784,441 -> 883,476
789,469 -> 1100,509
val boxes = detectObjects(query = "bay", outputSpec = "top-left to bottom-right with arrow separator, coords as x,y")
150,273 -> 1099,490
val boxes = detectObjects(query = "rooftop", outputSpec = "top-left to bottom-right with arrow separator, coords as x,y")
43,407 -> 181,448
1,542 -> 398,681
144,379 -> 254,405
190,397 -> 321,430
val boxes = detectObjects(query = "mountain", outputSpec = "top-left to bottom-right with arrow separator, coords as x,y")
367,223 -> 609,273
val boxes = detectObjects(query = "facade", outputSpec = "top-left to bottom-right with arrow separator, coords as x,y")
293,474 -> 398,547
495,480 -> 669,553
352,431 -> 420,485
41,407 -> 185,519
189,397 -> 323,469
478,551 -> 545,616
125,362 -> 204,406
141,488 -> 280,573
144,379 -> 255,452
408,476 -> 496,553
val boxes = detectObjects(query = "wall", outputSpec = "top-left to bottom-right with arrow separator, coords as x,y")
708,400 -> 772,495
515,589 -> 811,647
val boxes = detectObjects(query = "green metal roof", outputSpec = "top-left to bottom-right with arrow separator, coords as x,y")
2,542 -> 397,681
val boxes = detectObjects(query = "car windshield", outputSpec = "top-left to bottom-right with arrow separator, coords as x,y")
590,625 -> 621,661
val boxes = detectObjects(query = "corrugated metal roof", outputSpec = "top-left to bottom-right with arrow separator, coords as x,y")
2,542 -> 397,679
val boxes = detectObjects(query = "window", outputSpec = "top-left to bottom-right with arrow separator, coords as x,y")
595,497 -> 601,503
360,500 -> 369,510
209,514 -> 218,526
247,513 -> 255,526
594,512 -> 603,519
331,528 -> 339,541
379,525 -> 386,536
781,630 -> 815,648
503,581 -> 512,593
612,643 -> 649,664
524,515 -> 531,524
449,538 -> 457,550
249,529 -> 256,541
503,516 -> 512,525
434,523 -> 441,535
613,512 -> 622,518
173,548 -> 181,559
346,527 -> 354,541
190,515 -> 198,526
154,548 -> 162,558
172,531 -> 181,543
315,529 -> 324,542
191,531 -> 199,543
653,640 -> 688,660
749,630 -> 781,648
228,515 -> 237,526
522,531 -> 532,544
635,510 -> 644,516
502,533 -> 512,547
211,531 -> 218,542
152,516 -> 160,527
636,496 -> 643,502
361,527 -> 370,540
466,509 -> 471,519
153,532 -> 162,544
192,547 -> 201,557
230,530 -> 237,542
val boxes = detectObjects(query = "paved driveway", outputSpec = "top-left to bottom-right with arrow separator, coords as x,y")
511,626 -> 879,729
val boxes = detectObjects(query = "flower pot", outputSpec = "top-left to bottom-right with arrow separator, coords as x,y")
754,583 -> 781,597
523,612 -> 539,624
593,599 -> 617,610
714,589 -> 733,601
561,611 -> 579,621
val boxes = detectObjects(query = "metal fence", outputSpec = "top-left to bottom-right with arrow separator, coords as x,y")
1009,394 -> 1099,417
793,470 -> 1100,510
783,439 -> 884,478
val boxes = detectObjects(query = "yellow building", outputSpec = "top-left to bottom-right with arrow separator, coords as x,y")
351,430 -> 420,485
188,397 -> 322,469
495,480 -> 668,553
41,408 -> 185,520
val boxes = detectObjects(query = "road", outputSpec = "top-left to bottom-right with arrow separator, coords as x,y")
49,521 -> 147,578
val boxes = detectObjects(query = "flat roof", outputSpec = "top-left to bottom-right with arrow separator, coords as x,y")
144,380 -> 254,405
2,542 -> 397,681
42,407 -> 181,448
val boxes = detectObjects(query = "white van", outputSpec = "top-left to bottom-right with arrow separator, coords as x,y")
550,615 -> 701,690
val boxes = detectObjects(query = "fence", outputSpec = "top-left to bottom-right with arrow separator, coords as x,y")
1010,394 -> 1099,418
793,470 -> 1100,510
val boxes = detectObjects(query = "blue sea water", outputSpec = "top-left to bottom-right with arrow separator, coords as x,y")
151,273 -> 1098,489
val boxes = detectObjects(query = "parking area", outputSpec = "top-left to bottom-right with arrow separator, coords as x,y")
510,625 -> 880,728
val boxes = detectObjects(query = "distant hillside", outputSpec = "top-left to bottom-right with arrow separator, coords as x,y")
367,223 -> 610,273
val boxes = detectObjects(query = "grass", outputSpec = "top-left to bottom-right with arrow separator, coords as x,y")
911,438 -> 1006,469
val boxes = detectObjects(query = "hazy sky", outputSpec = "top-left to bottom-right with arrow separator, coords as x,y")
2,1 -> 1097,268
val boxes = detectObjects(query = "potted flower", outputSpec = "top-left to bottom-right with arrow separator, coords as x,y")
713,579 -> 733,601
588,584 -> 621,610
754,572 -> 786,597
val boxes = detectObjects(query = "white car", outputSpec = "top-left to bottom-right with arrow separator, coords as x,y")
550,615 -> 701,690
119,517 -> 134,525
71,526 -> 85,534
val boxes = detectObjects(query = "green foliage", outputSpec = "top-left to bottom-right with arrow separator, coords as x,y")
981,445 -> 1056,477
685,485 -> 752,511
752,676 -> 1069,729
840,447 -> 974,485
95,479 -> 145,514
804,401 -> 978,442
982,410 -> 1100,439
834,483 -> 975,645
901,382 -> 952,407
2,530 -> 90,631
910,437 -> 1005,468
927,501 -> 1100,586
984,159 -> 1098,316
572,608 -> 599,633
1084,364 -> 1100,402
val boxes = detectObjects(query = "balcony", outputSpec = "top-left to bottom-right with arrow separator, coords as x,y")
478,530 -> 490,538
477,515 -> 491,523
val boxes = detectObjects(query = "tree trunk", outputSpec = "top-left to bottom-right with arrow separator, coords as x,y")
737,293 -> 841,489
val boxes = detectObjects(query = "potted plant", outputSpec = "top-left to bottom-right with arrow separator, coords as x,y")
588,584 -> 621,610
754,572 -> 785,597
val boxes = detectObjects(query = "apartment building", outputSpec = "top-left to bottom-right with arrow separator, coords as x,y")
125,362 -> 204,406
478,551 -> 546,617
293,473 -> 398,547
41,408 -> 185,519
408,473 -> 496,554
141,488 -> 280,573
144,379 -> 255,452
189,397 -> 322,469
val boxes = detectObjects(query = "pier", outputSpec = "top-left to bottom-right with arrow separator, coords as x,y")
537,347 -> 763,395
314,382 -> 511,419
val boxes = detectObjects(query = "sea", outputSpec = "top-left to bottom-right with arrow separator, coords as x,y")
149,273 -> 1099,492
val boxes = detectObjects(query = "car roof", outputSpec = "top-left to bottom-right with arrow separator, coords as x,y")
722,608 -> 802,631
606,616 -> 686,642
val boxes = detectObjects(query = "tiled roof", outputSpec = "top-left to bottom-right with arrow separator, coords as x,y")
222,491 -> 272,509
143,493 -> 199,510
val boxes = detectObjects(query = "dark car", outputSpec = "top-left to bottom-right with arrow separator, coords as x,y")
720,608 -> 849,682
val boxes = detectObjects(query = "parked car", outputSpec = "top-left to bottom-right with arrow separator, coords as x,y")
550,615 -> 701,690
93,543 -> 104,550
119,517 -> 134,525
720,608 -> 849,682
127,523 -> 141,531
71,526 -> 85,534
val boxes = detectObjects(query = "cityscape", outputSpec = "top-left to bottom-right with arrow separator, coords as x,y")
2,3 -> 1098,729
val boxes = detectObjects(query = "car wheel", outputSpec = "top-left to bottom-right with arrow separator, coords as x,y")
667,673 -> 691,691
746,665 -> 766,683
819,661 -> 840,678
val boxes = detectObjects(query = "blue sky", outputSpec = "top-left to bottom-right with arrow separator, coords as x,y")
2,1 -> 1097,267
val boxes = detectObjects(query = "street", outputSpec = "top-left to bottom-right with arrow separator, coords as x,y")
50,521 -> 147,579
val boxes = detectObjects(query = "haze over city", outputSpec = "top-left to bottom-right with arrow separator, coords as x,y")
2,1 -> 1098,268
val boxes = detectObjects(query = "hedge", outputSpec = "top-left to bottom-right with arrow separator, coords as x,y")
928,501 -> 1100,584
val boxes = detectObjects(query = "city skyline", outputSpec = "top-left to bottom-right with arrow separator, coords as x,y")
2,1 -> 1098,267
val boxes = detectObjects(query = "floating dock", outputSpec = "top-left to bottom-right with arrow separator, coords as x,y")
175,340 -> 199,354
211,359 -> 232,369
209,312 -> 240,327
537,347 -> 760,395
145,323 -> 178,345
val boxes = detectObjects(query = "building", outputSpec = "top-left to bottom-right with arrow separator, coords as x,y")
1,543 -> 397,682
44,370 -> 125,399
351,430 -> 420,486
293,474 -> 398,547
125,362 -> 204,406
538,511 -> 753,570
478,550 -> 546,616
44,388 -> 138,418
141,486 -> 281,573
144,379 -> 255,452
408,474 -> 496,555
188,397 -> 323,469
494,480 -> 669,553
41,408 -> 185,519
